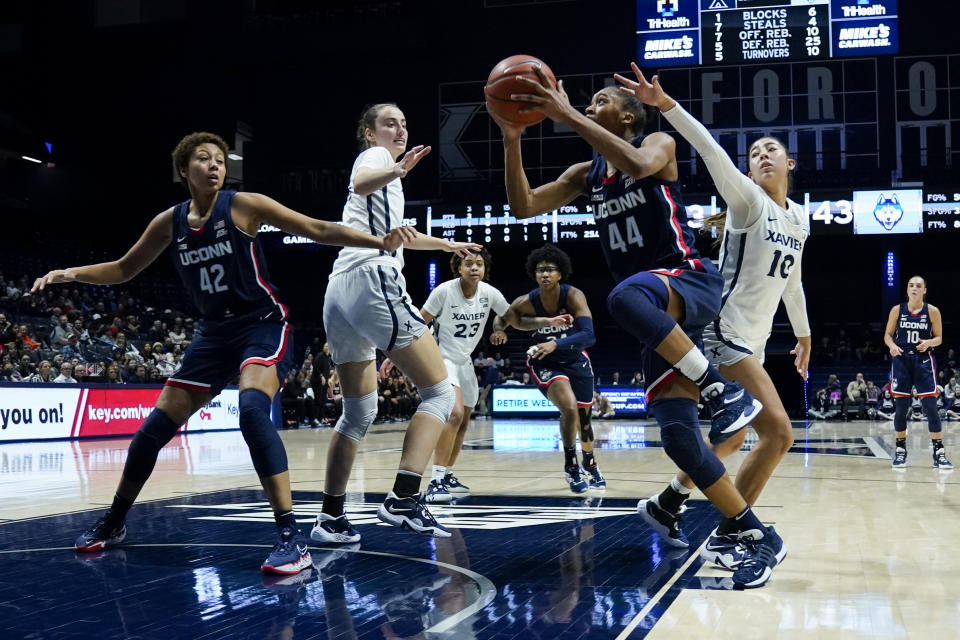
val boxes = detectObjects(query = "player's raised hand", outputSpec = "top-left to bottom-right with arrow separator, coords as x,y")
485,103 -> 527,140
489,330 -> 508,346
549,314 -> 574,329
382,226 -> 417,252
446,241 -> 482,258
511,67 -> 574,123
614,62 -> 676,112
394,145 -> 432,178
31,269 -> 74,292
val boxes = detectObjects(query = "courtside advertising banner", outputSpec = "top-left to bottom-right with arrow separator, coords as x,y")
0,386 -> 240,442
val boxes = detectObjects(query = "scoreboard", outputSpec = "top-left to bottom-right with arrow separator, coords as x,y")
637,0 -> 898,67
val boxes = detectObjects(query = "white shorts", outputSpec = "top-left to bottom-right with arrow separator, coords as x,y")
323,264 -> 428,364
702,319 -> 765,367
443,358 -> 479,409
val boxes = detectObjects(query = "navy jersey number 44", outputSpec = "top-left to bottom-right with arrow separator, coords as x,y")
586,134 -> 704,283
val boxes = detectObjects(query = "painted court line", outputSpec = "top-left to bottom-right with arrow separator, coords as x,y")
614,538 -> 709,640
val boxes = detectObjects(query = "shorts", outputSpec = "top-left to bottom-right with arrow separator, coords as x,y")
166,309 -> 293,397
891,353 -> 937,398
702,319 -> 765,367
323,264 -> 428,364
527,352 -> 594,407
637,261 -> 723,399
444,357 -> 479,408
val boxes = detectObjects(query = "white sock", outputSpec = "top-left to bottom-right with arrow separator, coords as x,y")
432,464 -> 446,482
670,477 -> 692,495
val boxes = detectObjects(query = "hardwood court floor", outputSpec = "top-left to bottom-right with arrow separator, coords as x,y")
1,417 -> 957,639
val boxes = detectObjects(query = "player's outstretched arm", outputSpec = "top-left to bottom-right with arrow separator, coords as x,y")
405,231 -> 481,257
353,145 -> 431,196
548,287 -> 595,352
32,209 -> 174,291
233,192 -> 414,252
616,62 -> 762,226
883,305 -> 903,357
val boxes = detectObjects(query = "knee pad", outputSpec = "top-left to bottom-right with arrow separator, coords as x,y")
415,378 -> 456,423
653,398 -> 725,489
922,396 -> 942,433
124,408 -> 180,483
577,407 -> 595,443
606,273 -> 675,346
894,397 -> 910,431
239,388 -> 288,477
334,391 -> 379,442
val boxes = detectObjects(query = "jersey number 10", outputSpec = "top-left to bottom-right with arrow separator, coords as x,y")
766,250 -> 795,279
199,264 -> 228,293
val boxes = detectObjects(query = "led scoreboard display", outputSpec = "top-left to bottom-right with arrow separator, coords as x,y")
637,0 -> 898,67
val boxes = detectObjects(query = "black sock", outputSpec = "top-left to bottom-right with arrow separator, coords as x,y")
392,471 -> 422,498
933,439 -> 944,452
275,510 -> 297,529
716,506 -> 764,536
582,450 -> 596,469
658,485 -> 689,514
896,437 -> 907,450
322,493 -> 346,518
563,447 -> 578,468
107,493 -> 135,525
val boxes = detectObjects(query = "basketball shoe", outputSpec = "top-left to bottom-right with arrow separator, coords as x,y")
934,448 -> 953,469
442,473 -> 470,494
705,382 -> 762,444
731,526 -> 783,589
75,514 -> 126,552
425,479 -> 453,504
261,526 -> 312,575
564,464 -> 589,494
310,513 -> 361,544
892,447 -> 907,469
378,492 -> 451,538
586,464 -> 606,490
637,495 -> 689,548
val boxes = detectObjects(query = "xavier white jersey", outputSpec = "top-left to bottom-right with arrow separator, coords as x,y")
716,196 -> 808,345
331,146 -> 405,277
423,280 -> 510,365
663,104 -> 810,348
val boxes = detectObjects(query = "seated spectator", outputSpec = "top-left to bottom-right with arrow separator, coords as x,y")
325,371 -> 344,423
0,313 -> 15,345
910,390 -> 923,421
72,318 -> 91,346
104,365 -> 123,384
946,386 -> 960,420
73,363 -> 88,384
168,318 -> 186,346
520,371 -> 532,385
592,389 -> 615,419
26,360 -> 53,383
19,355 -> 36,379
61,334 -> 85,362
0,361 -> 19,381
17,325 -> 40,351
609,371 -> 622,386
875,389 -> 896,420
843,372 -> 867,420
53,361 -> 77,383
51,315 -> 71,346
492,351 -> 505,369
133,364 -> 149,384
629,371 -> 644,388
808,388 -> 838,420
864,381 -> 880,417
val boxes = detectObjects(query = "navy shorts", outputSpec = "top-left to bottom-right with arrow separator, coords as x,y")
635,260 -> 723,399
166,310 -> 294,397
527,352 -> 595,407
890,353 -> 937,398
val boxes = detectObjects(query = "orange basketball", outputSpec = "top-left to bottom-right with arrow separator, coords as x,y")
484,54 -> 557,127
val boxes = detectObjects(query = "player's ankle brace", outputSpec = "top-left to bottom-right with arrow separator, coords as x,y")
239,388 -> 288,477
653,397 -> 725,489
606,272 -> 676,347
123,408 -> 181,483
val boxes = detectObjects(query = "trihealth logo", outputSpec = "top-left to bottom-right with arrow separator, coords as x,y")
657,0 -> 678,17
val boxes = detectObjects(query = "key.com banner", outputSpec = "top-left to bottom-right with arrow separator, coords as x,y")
0,385 -> 239,442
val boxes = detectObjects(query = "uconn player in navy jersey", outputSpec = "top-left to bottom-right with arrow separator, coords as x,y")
489,67 -> 779,588
493,244 -> 605,493
32,132 -> 413,575
884,276 -> 950,469
619,66 -> 807,571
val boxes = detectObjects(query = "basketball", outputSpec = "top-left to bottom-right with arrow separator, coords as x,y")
484,54 -> 557,127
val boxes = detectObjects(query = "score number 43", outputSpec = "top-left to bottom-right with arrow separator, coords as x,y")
806,199 -> 852,225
